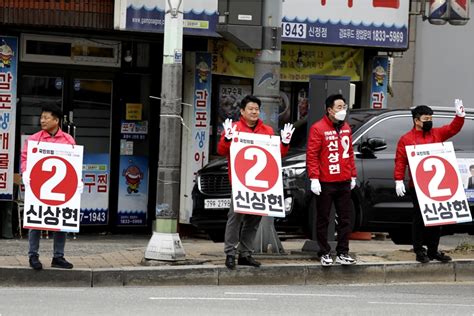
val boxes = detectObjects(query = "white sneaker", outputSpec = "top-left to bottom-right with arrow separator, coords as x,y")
336,253 -> 356,265
320,254 -> 333,266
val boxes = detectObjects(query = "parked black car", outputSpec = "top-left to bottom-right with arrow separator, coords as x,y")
191,107 -> 474,243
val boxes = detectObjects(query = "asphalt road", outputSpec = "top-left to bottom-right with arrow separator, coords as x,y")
0,283 -> 473,315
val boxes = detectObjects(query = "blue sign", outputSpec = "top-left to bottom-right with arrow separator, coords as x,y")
117,155 -> 148,226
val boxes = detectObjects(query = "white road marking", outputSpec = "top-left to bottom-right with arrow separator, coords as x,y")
225,292 -> 356,298
149,297 -> 258,301
369,301 -> 474,307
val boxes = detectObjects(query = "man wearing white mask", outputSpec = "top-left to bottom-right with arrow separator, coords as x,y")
394,100 -> 465,263
306,94 -> 357,267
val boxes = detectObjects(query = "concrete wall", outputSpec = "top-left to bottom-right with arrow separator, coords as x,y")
386,14 -> 417,109
413,2 -> 474,108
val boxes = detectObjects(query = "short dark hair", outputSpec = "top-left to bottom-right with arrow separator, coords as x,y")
239,95 -> 261,109
41,104 -> 63,120
325,94 -> 346,108
411,105 -> 433,120
470,165 -> 474,171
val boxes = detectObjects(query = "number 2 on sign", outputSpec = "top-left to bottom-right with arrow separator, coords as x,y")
244,148 -> 269,189
424,158 -> 451,198
40,158 -> 66,202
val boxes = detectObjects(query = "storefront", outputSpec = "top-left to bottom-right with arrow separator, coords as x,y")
0,0 -> 411,234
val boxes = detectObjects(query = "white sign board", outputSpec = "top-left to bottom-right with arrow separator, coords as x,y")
407,142 -> 472,226
230,132 -> 285,218
23,141 -> 83,232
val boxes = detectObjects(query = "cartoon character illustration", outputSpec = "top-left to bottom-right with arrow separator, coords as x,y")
122,164 -> 143,194
196,58 -> 210,83
0,40 -> 14,68
373,65 -> 386,86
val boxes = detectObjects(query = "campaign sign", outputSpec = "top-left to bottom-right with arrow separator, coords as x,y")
230,132 -> 285,218
23,141 -> 83,232
406,142 -> 472,226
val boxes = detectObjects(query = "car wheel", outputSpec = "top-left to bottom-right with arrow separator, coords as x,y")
388,228 -> 412,245
208,230 -> 225,243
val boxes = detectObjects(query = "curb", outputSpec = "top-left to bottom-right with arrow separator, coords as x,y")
0,260 -> 473,287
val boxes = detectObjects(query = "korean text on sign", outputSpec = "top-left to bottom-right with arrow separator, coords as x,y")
406,142 -> 472,226
23,141 -> 84,232
230,132 -> 285,218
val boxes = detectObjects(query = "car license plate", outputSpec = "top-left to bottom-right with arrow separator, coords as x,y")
204,198 -> 231,209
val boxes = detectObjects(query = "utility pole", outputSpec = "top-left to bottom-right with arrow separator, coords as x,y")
145,0 -> 185,261
253,0 -> 285,254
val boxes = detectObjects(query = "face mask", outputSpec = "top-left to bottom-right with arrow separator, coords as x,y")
422,121 -> 432,132
334,109 -> 347,121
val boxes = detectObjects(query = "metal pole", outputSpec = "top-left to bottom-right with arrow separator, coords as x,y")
253,0 -> 285,254
145,0 -> 185,261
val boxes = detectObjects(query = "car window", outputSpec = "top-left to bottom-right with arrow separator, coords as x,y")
359,115 -> 412,152
437,116 -> 474,152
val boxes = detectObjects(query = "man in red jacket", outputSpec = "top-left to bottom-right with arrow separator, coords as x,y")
394,100 -> 465,263
217,95 -> 294,269
306,94 -> 357,266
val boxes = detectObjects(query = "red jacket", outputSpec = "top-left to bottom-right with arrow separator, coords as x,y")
394,115 -> 464,186
306,115 -> 356,182
217,118 -> 289,183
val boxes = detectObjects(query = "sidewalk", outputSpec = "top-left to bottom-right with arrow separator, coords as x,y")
0,233 -> 473,286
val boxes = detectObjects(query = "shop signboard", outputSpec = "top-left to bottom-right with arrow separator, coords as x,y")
115,0 -> 409,49
114,0 -> 218,37
0,35 -> 17,200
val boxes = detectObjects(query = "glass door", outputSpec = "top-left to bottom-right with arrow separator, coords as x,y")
70,78 -> 112,226
20,75 -> 64,137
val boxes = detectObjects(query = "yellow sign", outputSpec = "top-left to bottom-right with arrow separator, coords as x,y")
126,103 -> 142,120
208,40 -> 364,82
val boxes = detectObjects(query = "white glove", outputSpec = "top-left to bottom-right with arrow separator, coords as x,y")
311,179 -> 321,195
280,123 -> 295,145
22,171 -> 30,187
223,118 -> 237,140
77,180 -> 84,194
395,180 -> 406,197
455,99 -> 465,117
350,177 -> 356,190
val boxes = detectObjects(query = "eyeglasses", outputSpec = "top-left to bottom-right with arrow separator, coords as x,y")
333,104 -> 348,111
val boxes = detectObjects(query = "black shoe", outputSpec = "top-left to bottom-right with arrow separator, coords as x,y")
428,251 -> 452,263
51,257 -> 73,269
29,256 -> 43,270
225,255 -> 236,270
238,255 -> 261,267
415,251 -> 430,263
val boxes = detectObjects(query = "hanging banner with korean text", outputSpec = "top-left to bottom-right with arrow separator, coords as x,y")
179,52 -> 212,223
0,36 -> 17,200
230,132 -> 285,218
80,153 -> 109,225
209,40 -> 363,82
370,56 -> 389,109
406,142 -> 472,226
23,141 -> 83,232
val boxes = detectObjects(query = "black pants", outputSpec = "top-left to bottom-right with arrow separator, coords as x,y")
316,181 -> 352,256
410,188 -> 441,255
